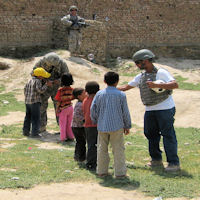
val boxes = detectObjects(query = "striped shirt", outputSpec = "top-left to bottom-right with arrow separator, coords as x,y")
24,76 -> 48,104
90,86 -> 131,132
55,86 -> 74,110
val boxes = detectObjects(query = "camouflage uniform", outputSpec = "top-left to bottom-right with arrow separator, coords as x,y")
33,52 -> 69,132
61,6 -> 85,55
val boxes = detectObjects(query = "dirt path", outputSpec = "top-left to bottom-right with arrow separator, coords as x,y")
1,51 -> 200,200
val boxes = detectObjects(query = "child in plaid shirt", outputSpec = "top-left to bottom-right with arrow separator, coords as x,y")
23,68 -> 52,138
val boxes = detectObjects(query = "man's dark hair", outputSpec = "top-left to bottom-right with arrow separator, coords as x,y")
61,73 -> 74,86
104,71 -> 119,86
73,88 -> 84,99
85,81 -> 99,94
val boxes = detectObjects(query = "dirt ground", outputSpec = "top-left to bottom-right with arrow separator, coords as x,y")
0,51 -> 200,200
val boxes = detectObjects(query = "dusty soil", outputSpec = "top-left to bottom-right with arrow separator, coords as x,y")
0,51 -> 200,200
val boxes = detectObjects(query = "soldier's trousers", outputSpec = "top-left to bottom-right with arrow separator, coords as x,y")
68,30 -> 82,54
40,90 -> 58,131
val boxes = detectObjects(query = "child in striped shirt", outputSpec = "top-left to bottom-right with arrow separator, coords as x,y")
55,73 -> 74,142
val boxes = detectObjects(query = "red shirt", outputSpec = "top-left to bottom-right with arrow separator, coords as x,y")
82,96 -> 97,127
55,86 -> 74,110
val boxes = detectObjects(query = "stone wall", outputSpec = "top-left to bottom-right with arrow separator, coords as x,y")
0,0 -> 200,62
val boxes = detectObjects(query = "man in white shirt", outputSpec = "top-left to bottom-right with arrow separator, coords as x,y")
118,49 -> 180,172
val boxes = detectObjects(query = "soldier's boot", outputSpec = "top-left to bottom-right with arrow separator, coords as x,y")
40,126 -> 46,133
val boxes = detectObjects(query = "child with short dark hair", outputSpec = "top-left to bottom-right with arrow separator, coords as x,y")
82,81 -> 100,170
90,71 -> 131,178
55,73 -> 74,142
23,68 -> 52,138
72,88 -> 87,162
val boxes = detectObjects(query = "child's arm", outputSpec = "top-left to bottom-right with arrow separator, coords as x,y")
35,79 -> 49,94
90,96 -> 98,124
121,94 -> 132,133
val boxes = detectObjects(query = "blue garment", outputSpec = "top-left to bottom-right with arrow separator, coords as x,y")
23,102 -> 41,136
144,107 -> 179,165
90,86 -> 131,132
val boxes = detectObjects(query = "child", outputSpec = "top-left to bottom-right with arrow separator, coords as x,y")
54,73 -> 74,142
23,67 -> 51,138
71,88 -> 87,162
82,81 -> 100,171
90,72 -> 131,178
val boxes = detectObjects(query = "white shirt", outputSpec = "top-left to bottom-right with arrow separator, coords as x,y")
128,68 -> 175,111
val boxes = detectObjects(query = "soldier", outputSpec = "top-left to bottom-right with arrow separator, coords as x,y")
118,49 -> 180,172
61,5 -> 85,57
33,52 -> 69,132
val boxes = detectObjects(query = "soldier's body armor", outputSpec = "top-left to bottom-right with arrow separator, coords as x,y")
139,67 -> 172,106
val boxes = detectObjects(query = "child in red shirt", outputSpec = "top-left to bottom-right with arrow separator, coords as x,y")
82,81 -> 100,170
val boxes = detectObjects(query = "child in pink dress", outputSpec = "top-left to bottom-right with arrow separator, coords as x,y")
55,73 -> 74,142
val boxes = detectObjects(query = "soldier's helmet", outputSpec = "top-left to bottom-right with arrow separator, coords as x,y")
132,49 -> 155,62
69,5 -> 78,12
44,52 -> 60,67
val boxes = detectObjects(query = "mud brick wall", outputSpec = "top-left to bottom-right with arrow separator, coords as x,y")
0,0 -> 200,62
53,19 -> 107,65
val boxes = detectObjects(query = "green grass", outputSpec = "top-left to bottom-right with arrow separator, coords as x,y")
0,124 -> 200,199
90,67 -> 100,75
175,75 -> 200,91
0,84 -> 5,93
0,92 -> 25,116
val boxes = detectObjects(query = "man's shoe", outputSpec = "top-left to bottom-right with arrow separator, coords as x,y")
147,160 -> 164,167
165,164 -> 180,172
97,173 -> 109,177
115,175 -> 128,179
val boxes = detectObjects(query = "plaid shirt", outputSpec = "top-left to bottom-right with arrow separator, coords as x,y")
24,76 -> 47,104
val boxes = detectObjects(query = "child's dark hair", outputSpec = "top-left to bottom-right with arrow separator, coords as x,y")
73,88 -> 84,99
85,81 -> 100,94
61,73 -> 74,86
104,71 -> 119,85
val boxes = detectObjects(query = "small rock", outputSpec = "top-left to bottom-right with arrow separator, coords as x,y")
2,100 -> 9,104
64,170 -> 72,173
11,177 -> 19,180
125,141 -> 132,145
153,197 -> 162,200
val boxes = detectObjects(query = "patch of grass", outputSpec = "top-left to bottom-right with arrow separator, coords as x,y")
0,124 -> 23,138
0,84 -> 5,93
90,67 -> 100,75
175,75 -> 200,91
0,92 -> 25,116
0,124 -> 200,198
120,72 -> 138,77
125,127 -> 200,199
119,81 -> 128,85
